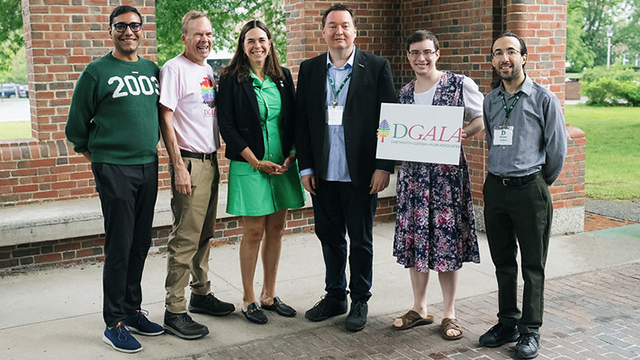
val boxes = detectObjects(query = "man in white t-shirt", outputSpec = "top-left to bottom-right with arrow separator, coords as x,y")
159,10 -> 234,340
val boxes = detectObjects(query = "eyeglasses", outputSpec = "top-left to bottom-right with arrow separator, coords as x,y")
112,22 -> 142,33
190,34 -> 214,40
492,49 -> 521,58
408,49 -> 437,58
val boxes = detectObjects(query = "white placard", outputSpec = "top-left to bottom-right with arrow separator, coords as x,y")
376,103 -> 464,165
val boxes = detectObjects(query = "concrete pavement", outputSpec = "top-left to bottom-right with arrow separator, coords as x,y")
1,221 -> 639,360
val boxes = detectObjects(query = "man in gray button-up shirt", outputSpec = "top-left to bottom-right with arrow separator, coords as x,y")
478,32 -> 567,360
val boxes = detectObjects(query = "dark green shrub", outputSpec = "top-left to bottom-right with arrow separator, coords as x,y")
582,77 -> 623,106
620,81 -> 640,107
581,66 -> 640,106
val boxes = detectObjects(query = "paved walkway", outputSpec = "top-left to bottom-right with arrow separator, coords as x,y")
1,217 -> 639,360
188,262 -> 640,360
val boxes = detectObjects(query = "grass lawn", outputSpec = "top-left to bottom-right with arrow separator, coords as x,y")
565,104 -> 640,200
0,121 -> 31,140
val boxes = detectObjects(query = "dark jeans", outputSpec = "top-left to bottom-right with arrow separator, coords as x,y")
92,161 -> 158,327
483,173 -> 552,334
312,179 -> 377,303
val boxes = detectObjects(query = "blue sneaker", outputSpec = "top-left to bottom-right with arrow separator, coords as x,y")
103,321 -> 142,353
124,309 -> 164,336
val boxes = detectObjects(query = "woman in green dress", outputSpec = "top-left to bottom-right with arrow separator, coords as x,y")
218,20 -> 305,324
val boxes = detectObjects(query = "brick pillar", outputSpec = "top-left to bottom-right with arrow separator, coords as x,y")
284,0 -> 402,82
501,0 -> 581,232
504,0 -> 567,101
1,0 -> 160,207
284,0 -> 581,233
397,0 -> 500,205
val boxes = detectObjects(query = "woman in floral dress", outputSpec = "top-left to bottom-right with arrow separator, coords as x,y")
392,30 -> 484,340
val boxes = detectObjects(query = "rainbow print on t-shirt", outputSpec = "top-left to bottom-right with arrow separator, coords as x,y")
200,77 -> 215,105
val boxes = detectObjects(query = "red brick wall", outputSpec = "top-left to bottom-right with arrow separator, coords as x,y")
553,126 -> 586,209
0,200 -> 399,271
2,0 -> 161,206
2,0 -> 572,209
565,80 -> 581,100
285,0 -> 403,86
285,0 -> 574,208
0,0 -> 580,271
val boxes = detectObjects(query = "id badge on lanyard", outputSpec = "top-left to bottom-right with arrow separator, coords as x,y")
493,92 -> 520,146
327,105 -> 344,125
493,126 -> 514,146
326,70 -> 351,126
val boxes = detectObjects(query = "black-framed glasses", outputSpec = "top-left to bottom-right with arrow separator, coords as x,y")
408,49 -> 437,58
112,22 -> 142,33
492,49 -> 520,58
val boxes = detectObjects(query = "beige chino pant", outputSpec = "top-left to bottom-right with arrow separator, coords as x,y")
165,156 -> 220,314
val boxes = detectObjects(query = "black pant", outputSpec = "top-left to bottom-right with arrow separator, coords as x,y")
483,173 -> 552,334
92,161 -> 158,327
312,180 -> 377,302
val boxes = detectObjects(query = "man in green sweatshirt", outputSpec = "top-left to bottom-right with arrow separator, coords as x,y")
65,5 -> 163,354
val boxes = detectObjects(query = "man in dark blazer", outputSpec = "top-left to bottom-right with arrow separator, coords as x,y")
295,3 -> 396,332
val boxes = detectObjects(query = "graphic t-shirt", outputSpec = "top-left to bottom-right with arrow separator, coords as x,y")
159,54 -> 220,153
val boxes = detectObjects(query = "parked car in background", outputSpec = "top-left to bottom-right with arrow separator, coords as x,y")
1,83 -> 27,98
18,84 -> 29,98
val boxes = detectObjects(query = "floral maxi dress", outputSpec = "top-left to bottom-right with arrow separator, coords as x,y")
393,72 -> 480,273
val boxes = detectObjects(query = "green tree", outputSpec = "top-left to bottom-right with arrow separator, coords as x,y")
577,0 -> 622,65
156,0 -> 286,67
0,0 -> 24,72
567,0 -> 596,71
616,0 -> 640,63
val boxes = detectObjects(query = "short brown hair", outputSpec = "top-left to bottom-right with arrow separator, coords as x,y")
322,3 -> 356,28
405,30 -> 439,52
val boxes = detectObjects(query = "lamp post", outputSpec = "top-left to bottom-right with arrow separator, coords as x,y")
606,27 -> 613,69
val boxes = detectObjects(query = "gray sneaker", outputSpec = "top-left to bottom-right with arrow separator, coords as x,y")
163,310 -> 209,340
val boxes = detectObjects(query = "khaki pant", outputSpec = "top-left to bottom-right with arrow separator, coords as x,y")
165,156 -> 219,314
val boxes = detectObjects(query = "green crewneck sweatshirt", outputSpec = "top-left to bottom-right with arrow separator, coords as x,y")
66,53 -> 160,165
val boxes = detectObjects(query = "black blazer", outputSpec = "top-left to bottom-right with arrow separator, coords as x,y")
294,49 -> 396,187
218,68 -> 296,162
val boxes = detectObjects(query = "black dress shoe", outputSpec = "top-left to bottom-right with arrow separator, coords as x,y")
164,310 -> 209,340
305,295 -> 348,321
242,302 -> 268,324
261,296 -> 297,317
345,300 -> 368,332
515,332 -> 541,359
189,293 -> 235,317
479,322 -> 519,347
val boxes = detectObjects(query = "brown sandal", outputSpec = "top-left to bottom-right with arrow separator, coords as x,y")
440,317 -> 463,340
393,310 -> 434,330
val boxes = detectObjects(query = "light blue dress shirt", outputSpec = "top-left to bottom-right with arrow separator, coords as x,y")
300,48 -> 356,182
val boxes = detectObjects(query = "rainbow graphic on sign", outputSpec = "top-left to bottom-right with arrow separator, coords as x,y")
377,119 -> 390,142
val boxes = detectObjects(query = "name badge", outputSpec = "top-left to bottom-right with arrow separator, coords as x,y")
327,106 -> 344,125
493,126 -> 514,146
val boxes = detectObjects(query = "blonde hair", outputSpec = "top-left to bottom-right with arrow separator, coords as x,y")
181,10 -> 209,35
